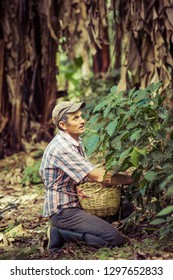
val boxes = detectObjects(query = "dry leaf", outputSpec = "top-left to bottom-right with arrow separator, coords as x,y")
0,232 -> 9,247
5,224 -> 27,239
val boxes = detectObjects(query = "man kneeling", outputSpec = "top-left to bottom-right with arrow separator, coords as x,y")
40,101 -> 133,252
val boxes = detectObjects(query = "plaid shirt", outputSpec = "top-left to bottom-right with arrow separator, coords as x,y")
39,131 -> 94,217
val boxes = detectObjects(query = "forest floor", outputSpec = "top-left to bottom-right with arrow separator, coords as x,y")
0,143 -> 173,260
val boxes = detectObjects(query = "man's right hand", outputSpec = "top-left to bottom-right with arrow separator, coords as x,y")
88,167 -> 106,183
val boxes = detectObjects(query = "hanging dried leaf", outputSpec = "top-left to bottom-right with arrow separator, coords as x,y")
166,7 -> 173,28
127,35 -> 141,76
116,0 -> 173,95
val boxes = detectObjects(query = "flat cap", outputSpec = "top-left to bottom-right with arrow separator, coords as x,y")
52,101 -> 85,126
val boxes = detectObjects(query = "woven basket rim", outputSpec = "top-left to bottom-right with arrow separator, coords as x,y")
76,182 -> 121,217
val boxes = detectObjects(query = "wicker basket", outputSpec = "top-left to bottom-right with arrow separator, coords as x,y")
77,182 -> 121,217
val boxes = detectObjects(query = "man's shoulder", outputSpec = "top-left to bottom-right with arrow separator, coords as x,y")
48,133 -> 63,147
55,132 -> 71,145
47,132 -> 72,151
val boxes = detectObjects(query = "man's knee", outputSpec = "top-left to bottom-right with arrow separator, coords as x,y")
114,231 -> 124,246
106,227 -> 124,247
100,224 -> 123,246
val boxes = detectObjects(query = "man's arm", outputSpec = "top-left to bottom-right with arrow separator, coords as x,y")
88,168 -> 133,185
105,173 -> 133,185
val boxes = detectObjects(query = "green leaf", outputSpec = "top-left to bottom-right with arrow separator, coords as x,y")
119,161 -> 131,172
153,129 -> 166,140
107,120 -> 118,136
132,89 -> 144,100
103,106 -> 112,118
137,98 -> 150,107
139,177 -> 147,188
157,205 -> 173,216
159,228 -> 173,239
166,186 -> 173,196
128,87 -> 136,98
131,148 -> 140,167
110,85 -> 117,94
133,90 -> 149,102
85,134 -> 99,155
140,184 -> 147,196
89,113 -> 100,125
126,120 -> 139,130
130,129 -> 142,141
150,218 -> 166,225
159,175 -> 173,190
119,147 -> 131,163
105,151 -> 115,170
136,147 -> 147,156
158,109 -> 168,120
146,82 -> 162,93
152,121 -> 160,130
93,100 -> 108,112
144,171 -> 157,181
166,216 -> 173,222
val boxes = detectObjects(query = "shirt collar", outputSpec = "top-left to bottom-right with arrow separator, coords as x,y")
58,130 -> 82,147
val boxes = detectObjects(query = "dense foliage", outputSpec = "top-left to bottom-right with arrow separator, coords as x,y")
84,82 -> 173,238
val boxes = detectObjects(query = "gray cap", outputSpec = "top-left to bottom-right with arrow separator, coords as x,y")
52,101 -> 85,126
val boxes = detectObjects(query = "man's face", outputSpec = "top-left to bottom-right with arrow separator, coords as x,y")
61,110 -> 85,139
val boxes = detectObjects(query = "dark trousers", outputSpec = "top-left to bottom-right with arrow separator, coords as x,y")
50,207 -> 123,248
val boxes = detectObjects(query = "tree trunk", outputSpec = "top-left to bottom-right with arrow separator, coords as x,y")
92,0 -> 110,77
0,0 -> 58,157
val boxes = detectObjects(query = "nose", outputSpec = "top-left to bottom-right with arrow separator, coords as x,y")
80,116 -> 85,124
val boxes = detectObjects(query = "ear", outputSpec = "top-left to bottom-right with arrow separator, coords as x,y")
59,120 -> 67,130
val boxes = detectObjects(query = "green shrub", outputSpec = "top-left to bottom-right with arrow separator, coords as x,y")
22,160 -> 42,186
84,82 -> 173,238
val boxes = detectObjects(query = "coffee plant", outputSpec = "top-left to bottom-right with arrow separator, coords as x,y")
84,82 -> 173,238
